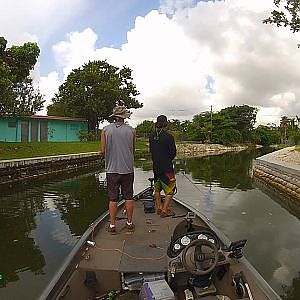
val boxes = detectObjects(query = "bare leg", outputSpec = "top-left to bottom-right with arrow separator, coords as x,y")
162,194 -> 172,213
125,199 -> 134,223
109,201 -> 118,225
155,191 -> 163,211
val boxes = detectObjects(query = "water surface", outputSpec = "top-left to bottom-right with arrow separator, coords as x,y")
0,149 -> 299,299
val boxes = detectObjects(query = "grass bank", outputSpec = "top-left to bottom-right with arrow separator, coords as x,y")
0,141 -> 148,160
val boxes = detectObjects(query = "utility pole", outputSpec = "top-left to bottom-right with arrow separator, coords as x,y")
210,105 -> 213,143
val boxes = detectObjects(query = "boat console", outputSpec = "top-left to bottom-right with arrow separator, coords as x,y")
165,212 -> 247,299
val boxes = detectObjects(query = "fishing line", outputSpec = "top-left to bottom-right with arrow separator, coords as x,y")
180,171 -> 209,197
180,170 -> 240,201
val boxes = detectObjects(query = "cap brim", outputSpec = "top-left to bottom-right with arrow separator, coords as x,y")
110,112 -> 131,119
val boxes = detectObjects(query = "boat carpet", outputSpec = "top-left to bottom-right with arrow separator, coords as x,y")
119,240 -> 168,272
79,199 -> 205,273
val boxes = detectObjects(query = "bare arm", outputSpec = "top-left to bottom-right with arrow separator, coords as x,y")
100,129 -> 106,156
133,129 -> 136,153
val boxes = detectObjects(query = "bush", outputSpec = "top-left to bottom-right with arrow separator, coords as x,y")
213,129 -> 242,145
78,130 -> 95,141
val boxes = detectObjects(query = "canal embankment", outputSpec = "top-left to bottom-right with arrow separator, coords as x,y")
176,143 -> 248,158
0,143 -> 251,186
252,146 -> 300,201
0,152 -> 103,186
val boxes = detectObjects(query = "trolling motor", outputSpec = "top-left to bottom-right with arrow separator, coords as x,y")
133,178 -> 155,201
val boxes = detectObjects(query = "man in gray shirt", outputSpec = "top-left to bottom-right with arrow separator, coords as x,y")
101,105 -> 136,234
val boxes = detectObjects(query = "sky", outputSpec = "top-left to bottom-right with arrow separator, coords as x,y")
1,0 -> 299,127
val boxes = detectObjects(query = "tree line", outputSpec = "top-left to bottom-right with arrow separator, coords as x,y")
136,108 -> 300,146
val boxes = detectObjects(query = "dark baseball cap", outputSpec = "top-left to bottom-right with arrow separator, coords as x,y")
156,115 -> 168,128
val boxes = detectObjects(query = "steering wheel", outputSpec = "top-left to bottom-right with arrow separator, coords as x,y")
181,239 -> 218,275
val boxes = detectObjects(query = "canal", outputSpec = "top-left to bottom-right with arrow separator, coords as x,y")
0,149 -> 299,299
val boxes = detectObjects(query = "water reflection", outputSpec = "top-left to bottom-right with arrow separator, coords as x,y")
0,149 -> 299,299
0,187 -> 46,284
0,171 -> 108,299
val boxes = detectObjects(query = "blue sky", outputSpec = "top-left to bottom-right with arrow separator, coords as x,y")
39,0 -> 160,75
1,0 -> 299,125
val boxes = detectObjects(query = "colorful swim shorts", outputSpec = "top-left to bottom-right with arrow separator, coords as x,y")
154,172 -> 176,195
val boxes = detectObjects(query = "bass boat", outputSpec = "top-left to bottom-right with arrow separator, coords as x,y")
39,179 -> 281,300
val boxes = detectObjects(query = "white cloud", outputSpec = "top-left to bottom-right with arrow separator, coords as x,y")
2,0 -> 299,126
256,106 -> 282,126
39,72 -> 61,115
0,0 -> 87,46
53,28 -> 100,78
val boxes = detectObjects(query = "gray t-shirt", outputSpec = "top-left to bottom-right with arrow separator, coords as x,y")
103,122 -> 135,174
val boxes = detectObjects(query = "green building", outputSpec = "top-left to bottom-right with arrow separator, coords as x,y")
0,116 -> 88,142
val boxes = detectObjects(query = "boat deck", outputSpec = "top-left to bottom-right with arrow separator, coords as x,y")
80,199 -> 204,273
53,198 -> 274,300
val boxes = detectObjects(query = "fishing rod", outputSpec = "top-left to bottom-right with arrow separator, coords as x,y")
180,170 -> 240,201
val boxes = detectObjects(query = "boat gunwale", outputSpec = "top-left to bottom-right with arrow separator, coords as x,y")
38,200 -> 125,300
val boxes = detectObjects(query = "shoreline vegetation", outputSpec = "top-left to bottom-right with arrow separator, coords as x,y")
0,141 -> 297,162
0,141 -> 254,161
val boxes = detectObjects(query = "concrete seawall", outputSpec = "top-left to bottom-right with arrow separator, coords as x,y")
176,143 -> 248,158
0,152 -> 103,186
252,147 -> 300,201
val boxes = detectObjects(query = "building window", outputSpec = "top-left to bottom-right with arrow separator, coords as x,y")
8,122 -> 17,128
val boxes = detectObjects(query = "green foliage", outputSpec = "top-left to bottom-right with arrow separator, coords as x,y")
218,105 -> 258,131
78,130 -> 95,142
168,119 -> 182,131
253,125 -> 281,145
0,140 -> 149,160
186,105 -> 258,145
185,113 -> 212,142
280,116 -> 300,144
263,0 -> 300,33
213,128 -> 242,145
169,130 -> 181,141
135,120 -> 154,138
0,141 -> 100,160
47,60 -> 142,138
12,78 -> 44,116
290,128 -> 300,144
6,42 -> 40,82
0,37 -> 42,116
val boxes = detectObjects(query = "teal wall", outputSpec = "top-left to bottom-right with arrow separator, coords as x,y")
48,120 -> 88,142
0,118 -> 88,142
0,118 -> 19,142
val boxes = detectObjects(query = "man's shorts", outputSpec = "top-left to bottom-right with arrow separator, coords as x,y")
154,172 -> 176,195
106,173 -> 134,201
